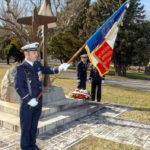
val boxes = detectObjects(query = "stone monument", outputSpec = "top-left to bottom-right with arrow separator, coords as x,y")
0,66 -> 20,103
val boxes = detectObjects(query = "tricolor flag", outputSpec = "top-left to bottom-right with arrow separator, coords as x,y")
85,1 -> 130,76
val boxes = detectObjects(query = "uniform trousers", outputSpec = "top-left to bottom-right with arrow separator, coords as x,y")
91,81 -> 101,102
77,80 -> 86,89
20,101 -> 42,150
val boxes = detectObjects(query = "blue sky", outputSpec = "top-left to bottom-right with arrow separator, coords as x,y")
141,0 -> 150,19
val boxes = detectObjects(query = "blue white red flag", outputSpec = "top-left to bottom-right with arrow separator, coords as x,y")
85,1 -> 130,76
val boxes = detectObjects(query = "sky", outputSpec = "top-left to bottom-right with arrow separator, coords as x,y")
1,0 -> 149,19
141,0 -> 150,20
0,0 -> 149,21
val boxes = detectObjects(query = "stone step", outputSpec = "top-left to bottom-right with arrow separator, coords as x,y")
0,100 -> 19,116
42,99 -> 84,118
0,99 -> 84,118
48,98 -> 84,110
0,111 -> 19,132
0,102 -> 105,135
0,100 -> 57,118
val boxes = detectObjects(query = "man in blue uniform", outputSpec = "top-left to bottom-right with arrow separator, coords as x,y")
76,54 -> 88,90
14,42 -> 70,150
89,65 -> 104,102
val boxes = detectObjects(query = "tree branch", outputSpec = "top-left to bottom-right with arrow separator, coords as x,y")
29,0 -> 37,8
0,16 -> 16,26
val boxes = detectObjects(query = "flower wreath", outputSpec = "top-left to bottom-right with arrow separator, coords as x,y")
68,89 -> 91,100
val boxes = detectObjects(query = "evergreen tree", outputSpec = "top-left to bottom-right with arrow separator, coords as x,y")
48,31 -> 80,62
1,38 -> 24,64
48,0 -> 91,62
132,22 -> 150,68
113,0 -> 147,76
85,0 -> 119,39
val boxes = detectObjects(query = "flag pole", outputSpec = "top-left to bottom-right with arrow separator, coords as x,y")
36,43 -> 86,100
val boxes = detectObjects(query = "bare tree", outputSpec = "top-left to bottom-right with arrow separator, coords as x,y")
0,0 -> 81,45
0,0 -> 65,44
0,0 -> 34,44
56,0 -> 89,31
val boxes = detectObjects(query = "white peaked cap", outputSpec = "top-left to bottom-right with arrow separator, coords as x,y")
21,42 -> 39,51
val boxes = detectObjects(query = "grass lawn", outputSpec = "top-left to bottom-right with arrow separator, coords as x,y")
54,77 -> 150,108
104,67 -> 150,80
54,77 -> 150,124
121,110 -> 150,124
69,135 -> 144,150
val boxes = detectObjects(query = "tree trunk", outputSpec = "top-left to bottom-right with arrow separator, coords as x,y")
144,66 -> 150,75
122,65 -> 127,76
114,63 -> 127,76
114,63 -> 122,76
6,55 -> 9,65
72,61 -> 76,67
59,58 -> 63,64
138,66 -> 141,73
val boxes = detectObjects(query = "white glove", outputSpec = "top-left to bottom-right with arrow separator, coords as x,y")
28,98 -> 38,107
59,63 -> 70,71
77,80 -> 80,82
101,80 -> 105,84
88,79 -> 91,83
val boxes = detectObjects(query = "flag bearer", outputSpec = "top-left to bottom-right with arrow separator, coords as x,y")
14,42 -> 70,150
89,65 -> 104,102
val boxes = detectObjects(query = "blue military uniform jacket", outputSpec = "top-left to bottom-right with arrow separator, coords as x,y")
77,61 -> 87,81
89,67 -> 102,84
14,61 -> 59,104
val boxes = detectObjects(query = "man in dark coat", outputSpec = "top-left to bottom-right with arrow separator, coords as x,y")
89,65 -> 104,102
14,42 -> 70,150
76,54 -> 88,89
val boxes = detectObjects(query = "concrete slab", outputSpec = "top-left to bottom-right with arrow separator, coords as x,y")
0,98 -> 84,118
0,102 -> 104,135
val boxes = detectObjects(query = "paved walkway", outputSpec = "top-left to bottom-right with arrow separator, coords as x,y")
0,103 -> 150,150
0,64 -> 12,68
105,77 -> 150,92
60,72 -> 150,92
